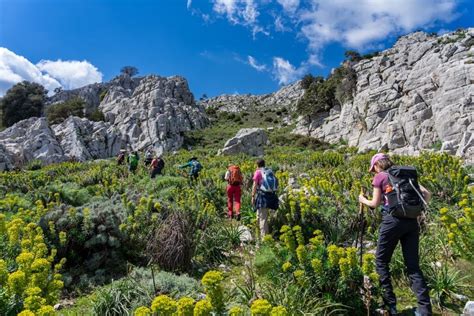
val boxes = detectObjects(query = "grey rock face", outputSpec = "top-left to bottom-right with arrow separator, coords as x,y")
220,128 -> 268,156
293,30 -> 474,162
99,75 -> 208,154
0,118 -> 64,165
0,144 -> 13,171
52,116 -> 124,161
200,81 -> 303,113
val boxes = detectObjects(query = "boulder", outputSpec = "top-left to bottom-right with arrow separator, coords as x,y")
0,117 -> 64,165
464,301 -> 474,316
220,128 -> 267,156
0,144 -> 13,171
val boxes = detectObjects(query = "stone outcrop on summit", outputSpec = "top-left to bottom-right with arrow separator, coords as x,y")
294,30 -> 474,161
200,81 -> 304,113
99,75 -> 208,154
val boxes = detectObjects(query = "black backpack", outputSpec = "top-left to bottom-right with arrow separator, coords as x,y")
384,166 -> 426,219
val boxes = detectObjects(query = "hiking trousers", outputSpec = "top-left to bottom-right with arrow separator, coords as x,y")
226,184 -> 241,218
257,208 -> 270,240
376,214 -> 432,315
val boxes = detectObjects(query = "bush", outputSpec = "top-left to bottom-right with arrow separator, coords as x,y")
41,196 -> 130,288
47,97 -> 85,124
297,65 -> 356,116
87,108 -> 105,122
146,210 -> 197,272
0,81 -> 47,127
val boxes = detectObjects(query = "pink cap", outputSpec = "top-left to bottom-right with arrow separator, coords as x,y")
369,153 -> 388,172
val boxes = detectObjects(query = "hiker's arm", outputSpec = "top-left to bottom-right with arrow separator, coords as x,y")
178,162 -> 190,169
420,185 -> 431,204
358,187 -> 382,209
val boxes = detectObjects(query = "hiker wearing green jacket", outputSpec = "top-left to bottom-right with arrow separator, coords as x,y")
128,151 -> 140,173
179,157 -> 202,181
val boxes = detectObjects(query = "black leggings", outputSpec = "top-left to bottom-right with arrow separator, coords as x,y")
376,214 -> 432,315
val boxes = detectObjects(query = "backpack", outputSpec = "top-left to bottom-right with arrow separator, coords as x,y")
384,166 -> 426,219
129,155 -> 139,168
228,165 -> 243,185
259,168 -> 278,193
191,160 -> 202,175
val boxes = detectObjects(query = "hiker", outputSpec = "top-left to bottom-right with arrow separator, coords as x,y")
150,155 -> 165,178
179,157 -> 202,181
359,153 -> 432,316
144,149 -> 153,167
117,150 -> 126,165
225,164 -> 243,220
128,151 -> 140,173
252,159 -> 279,240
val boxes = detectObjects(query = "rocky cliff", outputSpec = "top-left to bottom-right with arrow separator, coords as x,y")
295,30 -> 474,162
0,75 -> 208,169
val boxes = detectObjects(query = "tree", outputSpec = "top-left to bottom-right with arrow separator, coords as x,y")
46,97 -> 85,124
301,74 -> 315,90
344,50 -> 362,62
120,66 -> 139,77
0,81 -> 47,127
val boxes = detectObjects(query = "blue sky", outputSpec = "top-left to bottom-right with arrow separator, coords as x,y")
1,0 -> 473,98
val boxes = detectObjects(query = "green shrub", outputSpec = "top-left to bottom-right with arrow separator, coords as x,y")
87,108 -> 105,122
297,65 -> 356,117
47,97 -> 85,124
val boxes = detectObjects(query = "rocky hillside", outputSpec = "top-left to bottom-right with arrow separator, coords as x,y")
295,30 -> 474,162
0,75 -> 208,170
200,81 -> 304,113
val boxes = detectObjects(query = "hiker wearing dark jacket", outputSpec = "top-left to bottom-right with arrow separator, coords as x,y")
150,155 -> 165,178
359,153 -> 432,316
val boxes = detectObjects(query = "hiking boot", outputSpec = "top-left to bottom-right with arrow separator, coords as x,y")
235,214 -> 241,221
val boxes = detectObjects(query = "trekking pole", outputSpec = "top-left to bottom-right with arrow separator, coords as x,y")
358,187 -> 366,267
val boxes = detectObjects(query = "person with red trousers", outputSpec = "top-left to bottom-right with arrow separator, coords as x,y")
225,165 -> 243,220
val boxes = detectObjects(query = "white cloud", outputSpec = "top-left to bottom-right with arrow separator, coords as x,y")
300,0 -> 458,50
247,55 -> 267,72
36,60 -> 102,90
272,57 -> 307,85
0,47 -> 61,95
277,0 -> 299,14
0,47 -> 102,96
212,0 -> 268,37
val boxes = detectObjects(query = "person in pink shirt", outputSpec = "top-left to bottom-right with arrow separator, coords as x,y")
359,153 -> 432,316
252,159 -> 279,240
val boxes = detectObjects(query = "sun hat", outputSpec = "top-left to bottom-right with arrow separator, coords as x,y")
369,153 -> 389,172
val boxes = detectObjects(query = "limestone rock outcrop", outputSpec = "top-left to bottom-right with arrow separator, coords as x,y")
99,75 -> 208,153
294,30 -> 474,162
0,144 -> 13,171
0,118 -> 64,166
200,81 -> 303,113
52,116 -> 124,161
220,128 -> 268,156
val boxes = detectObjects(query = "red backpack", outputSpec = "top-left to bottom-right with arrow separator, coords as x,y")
228,165 -> 243,185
